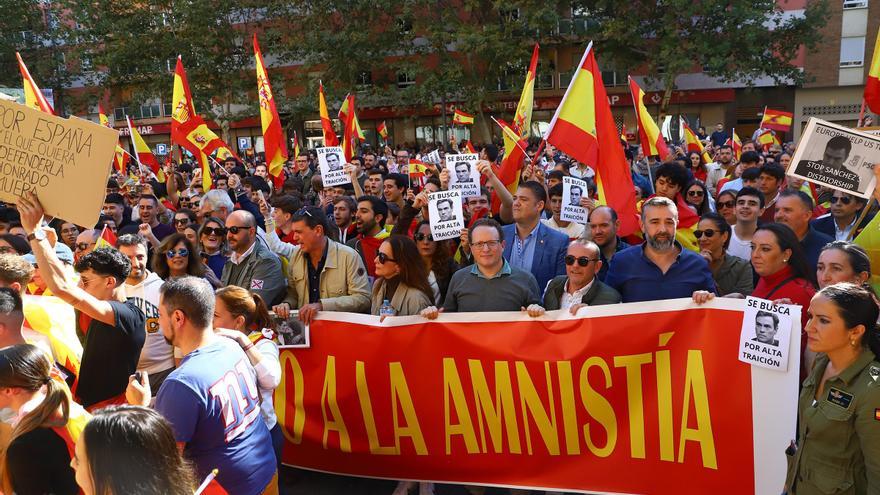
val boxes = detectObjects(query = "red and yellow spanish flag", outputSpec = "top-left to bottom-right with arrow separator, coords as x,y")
866,27 -> 880,114
126,116 -> 161,177
338,93 -> 364,161
544,43 -> 639,236
292,130 -> 301,160
628,77 -> 670,160
408,159 -> 429,188
377,121 -> 388,141
99,104 -> 129,174
726,129 -> 742,161
16,52 -> 54,115
464,140 -> 476,154
760,107 -> 793,133
452,109 -> 475,125
681,118 -> 711,164
319,82 -> 339,146
23,294 -> 83,380
495,44 -> 539,213
620,122 -> 628,143
254,35 -> 288,190
95,225 -> 117,249
756,128 -> 780,150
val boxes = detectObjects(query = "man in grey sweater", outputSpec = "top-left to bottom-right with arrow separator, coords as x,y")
420,218 -> 544,318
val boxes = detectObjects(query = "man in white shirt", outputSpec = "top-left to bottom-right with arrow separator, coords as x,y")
118,233 -> 175,392
727,187 -> 763,261
541,239 -> 621,312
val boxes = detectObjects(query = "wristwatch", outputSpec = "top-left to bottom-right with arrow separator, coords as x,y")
27,229 -> 46,242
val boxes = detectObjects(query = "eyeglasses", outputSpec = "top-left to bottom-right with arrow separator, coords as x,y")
376,252 -> 397,264
687,190 -> 704,197
717,200 -> 735,209
694,229 -> 719,239
414,233 -> 434,242
471,240 -> 501,250
75,242 -> 94,252
565,255 -> 597,267
165,248 -> 189,259
831,196 -> 852,205
174,218 -> 190,225
226,226 -> 252,235
201,227 -> 226,236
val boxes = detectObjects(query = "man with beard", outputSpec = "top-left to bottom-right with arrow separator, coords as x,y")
605,196 -> 716,303
221,210 -> 286,306
347,196 -> 390,278
120,195 -> 175,242
118,233 -> 175,393
332,196 -> 357,244
588,206 -> 628,281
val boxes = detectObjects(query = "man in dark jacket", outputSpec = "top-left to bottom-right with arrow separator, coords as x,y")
543,239 -> 621,313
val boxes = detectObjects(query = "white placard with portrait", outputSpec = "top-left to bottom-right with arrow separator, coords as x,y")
317,146 -> 350,187
428,190 -> 464,241
738,296 -> 794,372
560,176 -> 588,224
446,153 -> 480,198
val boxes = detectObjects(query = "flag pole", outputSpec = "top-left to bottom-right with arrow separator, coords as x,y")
857,98 -> 867,127
125,116 -> 149,179
490,116 -> 530,158
848,198 -> 874,241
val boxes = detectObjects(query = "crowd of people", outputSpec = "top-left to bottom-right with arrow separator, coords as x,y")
0,125 -> 877,494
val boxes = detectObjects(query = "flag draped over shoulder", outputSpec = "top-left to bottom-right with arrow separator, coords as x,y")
319,82 -> 339,146
494,44 -> 539,213
452,109 -> 474,125
864,27 -> 880,114
16,52 -> 54,115
23,295 -> 82,380
629,77 -> 669,159
673,193 -> 700,252
760,108 -> 793,133
543,42 -> 639,236
254,35 -> 288,190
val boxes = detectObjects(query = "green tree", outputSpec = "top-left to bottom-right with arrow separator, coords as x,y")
574,0 -> 829,116
54,0 -> 269,139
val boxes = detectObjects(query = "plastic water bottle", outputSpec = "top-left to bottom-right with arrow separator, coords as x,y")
379,299 -> 395,318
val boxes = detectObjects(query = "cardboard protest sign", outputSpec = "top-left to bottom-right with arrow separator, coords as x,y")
0,99 -> 118,227
788,118 -> 880,198
446,153 -> 480,198
428,189 -> 464,241
560,175 -> 588,223
317,146 -> 350,187
738,296 -> 795,372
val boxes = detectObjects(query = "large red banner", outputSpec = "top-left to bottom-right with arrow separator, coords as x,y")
273,299 -> 798,494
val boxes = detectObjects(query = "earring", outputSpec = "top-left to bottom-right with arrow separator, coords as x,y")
851,340 -> 857,347
783,259 -> 788,263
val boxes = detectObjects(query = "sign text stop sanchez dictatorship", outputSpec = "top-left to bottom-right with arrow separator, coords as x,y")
0,100 -> 118,227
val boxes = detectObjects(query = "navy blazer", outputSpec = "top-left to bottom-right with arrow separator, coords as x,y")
810,212 -> 874,241
502,222 -> 569,290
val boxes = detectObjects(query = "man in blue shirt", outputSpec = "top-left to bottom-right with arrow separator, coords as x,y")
502,181 -> 568,290
127,277 -> 276,495
605,196 -> 716,303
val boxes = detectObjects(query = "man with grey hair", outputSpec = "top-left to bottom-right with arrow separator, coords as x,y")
604,196 -> 715,302
199,189 -> 235,223
221,210 -> 286,305
543,238 -> 621,312
126,276 -> 277,495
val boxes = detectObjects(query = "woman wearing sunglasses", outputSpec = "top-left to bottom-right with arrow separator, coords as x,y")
684,180 -> 712,216
715,190 -> 737,226
172,209 -> 197,234
198,217 -> 229,279
152,233 -> 221,288
411,220 -> 458,305
695,213 -> 753,296
370,235 -> 434,318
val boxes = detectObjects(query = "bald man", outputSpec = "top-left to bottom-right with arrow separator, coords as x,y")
220,210 -> 286,305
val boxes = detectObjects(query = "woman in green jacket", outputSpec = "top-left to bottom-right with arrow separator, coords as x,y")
370,235 -> 434,318
786,283 -> 880,494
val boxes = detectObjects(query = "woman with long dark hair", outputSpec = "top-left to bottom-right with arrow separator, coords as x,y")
153,233 -> 221,288
413,220 -> 458,305
751,223 -> 817,378
684,180 -> 712,216
785,283 -> 880,494
0,344 -> 81,495
213,285 -> 283,472
73,405 -> 196,495
696,213 -> 753,296
198,216 -> 229,279
371,235 -> 435,317
687,151 -> 707,182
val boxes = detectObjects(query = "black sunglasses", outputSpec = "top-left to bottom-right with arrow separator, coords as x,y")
717,200 -> 735,209
694,229 -> 719,239
377,252 -> 396,264
687,190 -> 704,197
226,226 -> 252,235
414,233 -> 434,242
564,255 -> 597,267
201,227 -> 226,236
831,196 -> 852,205
174,218 -> 190,225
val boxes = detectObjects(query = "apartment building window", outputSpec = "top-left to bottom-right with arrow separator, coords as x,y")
397,72 -> 415,88
356,71 -> 373,90
114,107 -> 129,121
842,0 -> 868,9
840,36 -> 865,67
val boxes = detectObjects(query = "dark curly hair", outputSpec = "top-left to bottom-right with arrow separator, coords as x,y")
75,248 -> 131,286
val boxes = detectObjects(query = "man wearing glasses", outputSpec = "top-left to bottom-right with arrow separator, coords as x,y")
73,229 -> 99,263
811,190 -> 871,241
392,150 -> 409,174
17,191 -> 146,411
421,218 -> 544,318
220,210 -> 286,306
542,239 -> 621,312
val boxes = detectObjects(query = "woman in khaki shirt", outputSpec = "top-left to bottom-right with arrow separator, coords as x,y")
786,283 -> 880,494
